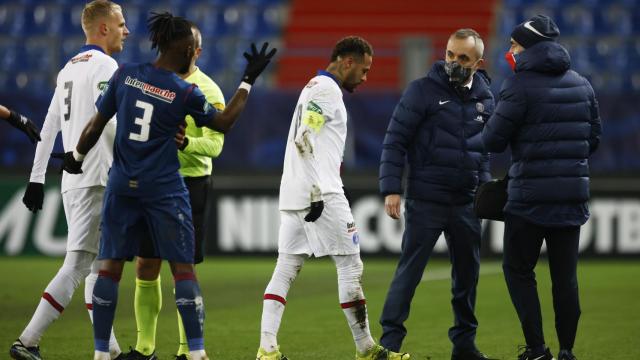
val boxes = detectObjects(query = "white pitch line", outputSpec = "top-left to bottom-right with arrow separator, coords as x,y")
421,263 -> 502,282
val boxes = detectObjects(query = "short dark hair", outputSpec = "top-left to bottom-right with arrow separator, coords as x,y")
330,36 -> 373,62
147,11 -> 193,53
449,28 -> 484,59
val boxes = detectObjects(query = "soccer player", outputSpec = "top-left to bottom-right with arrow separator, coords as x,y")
10,1 -> 128,359
56,12 -> 275,360
125,23 -> 227,360
256,36 -> 410,360
0,104 -> 41,143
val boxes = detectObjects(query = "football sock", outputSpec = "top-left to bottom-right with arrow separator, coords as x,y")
174,272 -> 205,351
333,255 -> 375,353
176,288 -> 190,356
134,276 -> 162,356
85,263 -> 121,358
19,251 -> 93,347
260,253 -> 306,352
94,350 -> 111,360
93,270 -> 120,353
190,349 -> 208,360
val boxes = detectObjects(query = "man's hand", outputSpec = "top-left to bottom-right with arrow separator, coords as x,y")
23,182 -> 44,213
175,124 -> 188,150
304,201 -> 324,222
51,151 -> 83,174
8,110 -> 40,144
241,42 -> 277,85
385,194 -> 402,219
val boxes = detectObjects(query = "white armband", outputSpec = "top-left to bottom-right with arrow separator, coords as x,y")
73,149 -> 86,161
238,82 -> 252,93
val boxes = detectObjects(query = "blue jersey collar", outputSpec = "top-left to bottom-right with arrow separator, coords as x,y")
80,44 -> 105,54
317,70 -> 340,86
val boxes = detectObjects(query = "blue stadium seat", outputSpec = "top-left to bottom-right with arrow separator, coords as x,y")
590,37 -> 627,71
137,36 -> 156,61
628,37 -> 640,68
61,3 -> 84,35
0,38 -> 23,72
255,3 -> 287,36
119,2 -> 147,36
0,4 -> 27,36
185,2 -> 225,37
25,2 -> 65,35
559,5 -> 594,35
562,36 -> 593,75
197,37 -> 224,73
112,35 -> 140,64
594,4 -> 632,35
24,37 -> 56,72
59,35 -> 85,64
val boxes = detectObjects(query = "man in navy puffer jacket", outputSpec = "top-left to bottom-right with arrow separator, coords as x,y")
379,29 -> 494,360
482,15 -> 602,360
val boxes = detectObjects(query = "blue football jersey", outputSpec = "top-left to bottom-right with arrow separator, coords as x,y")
96,63 -> 218,196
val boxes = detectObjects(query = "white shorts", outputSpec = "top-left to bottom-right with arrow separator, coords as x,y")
279,193 -> 360,257
62,186 -> 105,254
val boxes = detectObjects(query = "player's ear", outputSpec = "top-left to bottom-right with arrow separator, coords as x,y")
98,22 -> 108,36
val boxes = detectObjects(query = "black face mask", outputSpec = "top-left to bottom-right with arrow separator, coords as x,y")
444,61 -> 473,87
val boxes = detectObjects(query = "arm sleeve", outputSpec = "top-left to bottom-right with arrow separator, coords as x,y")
293,90 -> 335,203
184,85 -> 218,127
585,80 -> 602,155
182,91 -> 225,158
95,66 -> 121,120
482,76 -> 527,153
92,62 -> 118,145
379,80 -> 427,196
29,86 -> 62,184
183,126 -> 225,158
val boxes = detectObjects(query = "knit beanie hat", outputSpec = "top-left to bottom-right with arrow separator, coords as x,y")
511,14 -> 560,48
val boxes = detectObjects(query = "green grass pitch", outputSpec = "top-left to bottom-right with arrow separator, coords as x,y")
1,257 -> 639,359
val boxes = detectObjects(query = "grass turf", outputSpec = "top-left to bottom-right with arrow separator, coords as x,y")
1,257 -> 638,359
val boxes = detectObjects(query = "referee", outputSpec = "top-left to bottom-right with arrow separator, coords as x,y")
124,23 -> 226,360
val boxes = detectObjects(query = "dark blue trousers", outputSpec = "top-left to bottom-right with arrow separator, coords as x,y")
502,213 -> 581,351
380,200 -> 481,353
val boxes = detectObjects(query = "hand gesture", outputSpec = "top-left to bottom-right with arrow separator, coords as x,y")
51,151 -> 83,174
304,200 -> 324,222
242,42 -> 277,85
8,110 -> 41,144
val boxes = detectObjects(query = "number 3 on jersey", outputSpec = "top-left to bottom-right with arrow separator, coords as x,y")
129,100 -> 153,142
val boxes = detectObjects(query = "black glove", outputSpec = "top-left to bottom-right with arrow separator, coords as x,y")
23,182 -> 44,213
242,42 -> 277,85
51,151 -> 83,174
7,110 -> 41,144
342,186 -> 352,207
304,201 -> 324,222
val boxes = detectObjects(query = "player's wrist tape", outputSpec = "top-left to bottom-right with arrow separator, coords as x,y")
239,82 -> 252,93
73,149 -> 85,161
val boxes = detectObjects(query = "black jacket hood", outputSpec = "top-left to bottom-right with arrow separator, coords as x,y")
515,41 -> 571,75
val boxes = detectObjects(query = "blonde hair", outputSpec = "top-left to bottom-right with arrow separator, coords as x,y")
81,0 -> 122,34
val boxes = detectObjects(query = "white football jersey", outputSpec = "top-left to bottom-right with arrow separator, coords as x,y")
29,46 -> 118,193
279,73 -> 347,210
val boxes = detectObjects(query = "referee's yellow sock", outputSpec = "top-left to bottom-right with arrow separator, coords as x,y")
176,287 -> 190,356
134,276 -> 162,356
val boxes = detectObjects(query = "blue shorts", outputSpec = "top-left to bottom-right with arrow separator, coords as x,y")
99,188 -> 195,263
